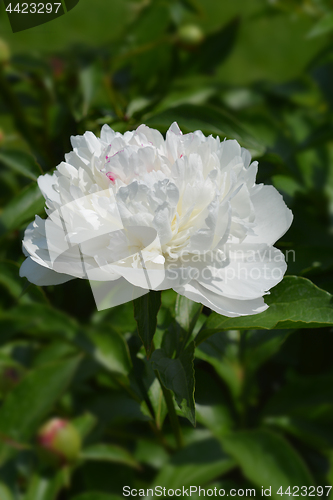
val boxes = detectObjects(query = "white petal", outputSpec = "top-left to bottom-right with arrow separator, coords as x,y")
197,245 -> 287,300
245,185 -> 293,245
38,173 -> 61,206
20,257 -> 73,286
174,280 -> 268,317
100,124 -> 117,144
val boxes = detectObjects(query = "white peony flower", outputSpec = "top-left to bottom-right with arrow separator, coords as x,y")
20,122 -> 293,317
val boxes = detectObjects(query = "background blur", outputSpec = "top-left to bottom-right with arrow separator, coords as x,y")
1,0 -> 333,498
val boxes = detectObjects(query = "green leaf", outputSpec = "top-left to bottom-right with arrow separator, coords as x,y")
0,356 -> 81,464
179,0 -> 203,16
0,304 -> 132,376
135,355 -> 168,428
151,342 -> 195,425
0,260 -> 46,304
195,330 -> 243,399
264,416 -> 333,451
0,182 -> 44,236
0,304 -> 78,340
242,329 -> 292,373
263,373 -> 333,420
175,295 -> 202,337
151,438 -> 235,490
0,482 -> 14,500
0,149 -> 42,181
144,104 -> 265,157
72,413 -> 97,441
133,291 -> 161,357
186,17 -> 240,74
82,325 -> 132,377
307,12 -> 333,39
81,444 -> 140,469
147,375 -> 168,430
134,439 -> 169,470
195,368 -> 234,436
196,403 -> 234,437
221,430 -> 314,497
196,276 -> 333,345
24,470 -> 67,500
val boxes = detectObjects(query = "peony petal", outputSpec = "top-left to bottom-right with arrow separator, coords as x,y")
244,185 -> 293,246
174,280 -> 268,317
19,257 -> 74,286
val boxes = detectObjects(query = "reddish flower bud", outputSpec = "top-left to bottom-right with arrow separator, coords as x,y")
37,418 -> 81,464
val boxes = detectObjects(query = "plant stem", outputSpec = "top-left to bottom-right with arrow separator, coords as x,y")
155,370 -> 184,450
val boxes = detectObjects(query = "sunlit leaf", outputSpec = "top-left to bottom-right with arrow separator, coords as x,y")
196,277 -> 333,345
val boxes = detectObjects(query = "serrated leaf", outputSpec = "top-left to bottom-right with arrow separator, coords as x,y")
151,342 -> 195,425
0,356 -> 81,464
81,444 -> 140,469
221,429 -> 314,497
144,104 -> 265,157
0,149 -> 42,181
196,276 -> 333,345
133,291 -> 161,357
0,182 -> 44,236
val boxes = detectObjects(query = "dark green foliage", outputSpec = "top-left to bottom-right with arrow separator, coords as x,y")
1,0 -> 333,497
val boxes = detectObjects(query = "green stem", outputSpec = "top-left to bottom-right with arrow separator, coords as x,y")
155,370 -> 184,450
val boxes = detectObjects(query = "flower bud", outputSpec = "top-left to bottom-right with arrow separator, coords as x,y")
177,24 -> 204,47
37,418 -> 81,464
0,39 -> 10,65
